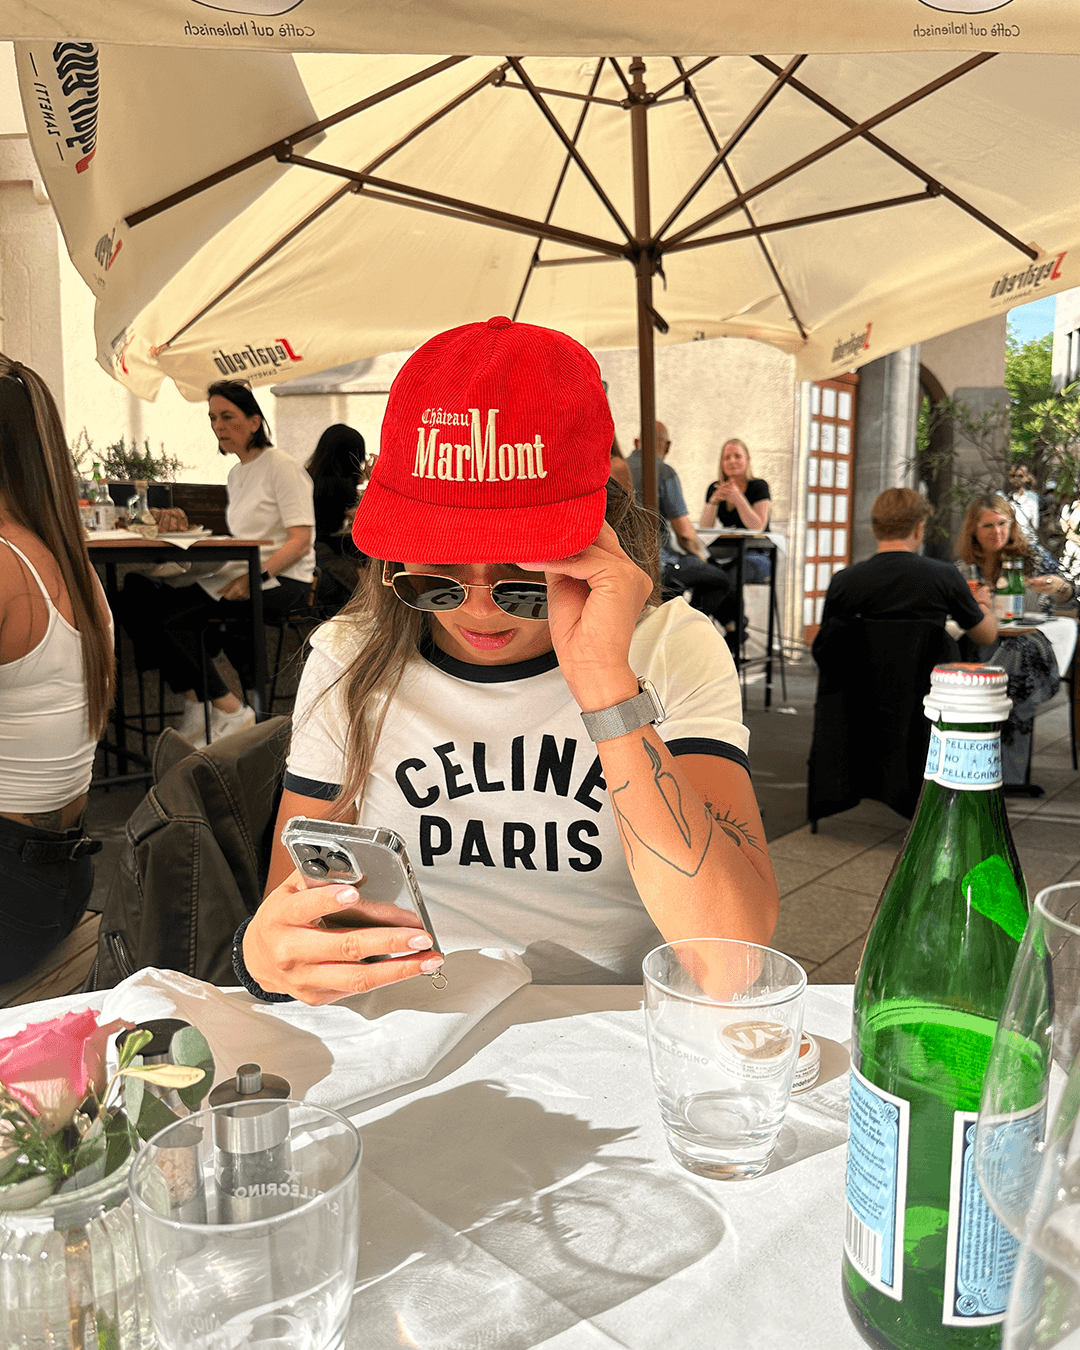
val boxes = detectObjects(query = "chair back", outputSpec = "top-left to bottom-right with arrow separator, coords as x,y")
808,618 -> 957,825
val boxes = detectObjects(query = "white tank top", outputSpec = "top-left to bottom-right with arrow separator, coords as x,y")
0,538 -> 100,811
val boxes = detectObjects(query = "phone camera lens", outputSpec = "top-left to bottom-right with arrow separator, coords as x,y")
294,844 -> 321,863
325,851 -> 352,872
303,858 -> 330,878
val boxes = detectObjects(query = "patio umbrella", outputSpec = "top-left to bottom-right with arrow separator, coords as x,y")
13,40 -> 1080,506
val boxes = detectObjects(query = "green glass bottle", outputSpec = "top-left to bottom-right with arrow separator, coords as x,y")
843,664 -> 1030,1350
1007,559 -> 1026,620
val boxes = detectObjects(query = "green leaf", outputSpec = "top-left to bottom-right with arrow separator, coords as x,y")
131,1091 -> 180,1144
116,1028 -> 153,1071
119,1065 -> 206,1089
170,1025 -> 215,1109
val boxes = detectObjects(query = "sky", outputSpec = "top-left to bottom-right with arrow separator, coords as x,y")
1008,295 -> 1056,346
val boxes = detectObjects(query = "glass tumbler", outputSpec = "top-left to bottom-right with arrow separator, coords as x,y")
129,1100 -> 361,1350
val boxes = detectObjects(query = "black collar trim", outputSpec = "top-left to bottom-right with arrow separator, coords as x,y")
419,637 -> 561,684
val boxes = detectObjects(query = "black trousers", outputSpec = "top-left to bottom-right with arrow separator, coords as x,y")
118,573 -> 309,700
662,555 -> 737,625
0,815 -> 96,983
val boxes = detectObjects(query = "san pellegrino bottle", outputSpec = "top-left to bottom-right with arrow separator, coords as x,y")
843,664 -> 1029,1350
1007,559 -> 1025,620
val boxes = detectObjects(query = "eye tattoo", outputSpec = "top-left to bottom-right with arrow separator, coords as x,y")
703,800 -> 763,854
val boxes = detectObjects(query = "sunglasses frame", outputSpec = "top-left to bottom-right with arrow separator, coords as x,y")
381,562 -> 549,620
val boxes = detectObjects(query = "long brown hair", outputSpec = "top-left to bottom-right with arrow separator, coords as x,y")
956,492 -> 1033,585
0,355 -> 115,736
321,479 -> 661,817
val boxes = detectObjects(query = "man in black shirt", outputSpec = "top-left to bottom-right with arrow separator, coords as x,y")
822,488 -> 996,644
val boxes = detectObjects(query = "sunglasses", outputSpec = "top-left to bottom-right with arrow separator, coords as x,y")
382,562 -> 548,620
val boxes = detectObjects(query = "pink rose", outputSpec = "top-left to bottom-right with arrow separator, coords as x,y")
0,1010 -> 131,1136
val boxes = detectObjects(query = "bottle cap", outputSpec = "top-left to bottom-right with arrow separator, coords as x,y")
791,1032 -> 820,1093
116,1017 -> 189,1066
924,663 -> 1012,724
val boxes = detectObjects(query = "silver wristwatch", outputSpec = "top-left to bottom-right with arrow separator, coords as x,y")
580,678 -> 666,743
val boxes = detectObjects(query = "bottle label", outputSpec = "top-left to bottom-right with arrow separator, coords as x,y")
942,1110 -> 1036,1325
923,730 -> 1001,791
845,1065 -> 910,1300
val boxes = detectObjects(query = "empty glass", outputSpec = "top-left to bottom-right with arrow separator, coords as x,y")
975,882 -> 1080,1348
129,1100 -> 361,1350
643,939 -> 806,1180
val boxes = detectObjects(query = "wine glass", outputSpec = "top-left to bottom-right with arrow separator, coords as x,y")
975,882 -> 1080,1348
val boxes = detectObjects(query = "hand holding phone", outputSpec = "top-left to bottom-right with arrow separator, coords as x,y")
240,820 -> 445,1006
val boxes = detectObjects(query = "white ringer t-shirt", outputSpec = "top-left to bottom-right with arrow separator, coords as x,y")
286,597 -> 750,983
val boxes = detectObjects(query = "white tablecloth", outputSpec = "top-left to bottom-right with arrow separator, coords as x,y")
0,978 -> 857,1349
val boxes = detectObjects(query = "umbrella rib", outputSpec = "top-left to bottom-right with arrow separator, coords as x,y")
663,52 -> 996,250
751,54 -> 1037,261
359,61 -> 512,178
607,57 -> 634,98
125,55 -> 470,228
650,57 -> 718,101
506,58 -> 634,245
511,59 -> 605,322
156,185 -> 354,352
669,57 -> 809,342
285,153 -> 626,256
655,54 -> 807,244
496,80 -> 625,109
664,191 -> 939,252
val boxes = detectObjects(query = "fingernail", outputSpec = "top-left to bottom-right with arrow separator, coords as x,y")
335,886 -> 359,905
420,956 -> 444,972
408,933 -> 433,950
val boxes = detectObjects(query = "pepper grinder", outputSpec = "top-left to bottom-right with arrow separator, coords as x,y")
208,1063 -> 292,1223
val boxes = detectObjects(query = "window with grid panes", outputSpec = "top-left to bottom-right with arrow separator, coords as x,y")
804,373 -> 857,645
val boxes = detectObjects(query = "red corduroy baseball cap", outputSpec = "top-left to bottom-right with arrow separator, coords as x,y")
352,316 -> 613,563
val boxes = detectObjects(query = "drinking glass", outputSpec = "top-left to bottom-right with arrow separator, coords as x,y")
129,1100 -> 361,1350
642,939 -> 806,1180
975,882 -> 1080,1348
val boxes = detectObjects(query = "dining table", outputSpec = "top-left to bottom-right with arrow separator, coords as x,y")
0,961 -> 859,1348
87,532 -> 271,784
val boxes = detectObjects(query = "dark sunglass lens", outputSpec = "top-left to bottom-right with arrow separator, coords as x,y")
492,582 -> 548,619
392,574 -> 467,611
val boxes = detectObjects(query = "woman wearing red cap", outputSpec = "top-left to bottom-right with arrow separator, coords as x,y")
237,319 -> 779,1004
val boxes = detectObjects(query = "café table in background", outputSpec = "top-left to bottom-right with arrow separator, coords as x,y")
0,973 -> 858,1348
88,533 -> 270,785
697,527 -> 786,708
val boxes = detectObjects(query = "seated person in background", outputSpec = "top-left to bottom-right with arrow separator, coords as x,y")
956,492 -> 1075,792
119,381 -> 315,746
823,488 -> 995,642
1007,464 -> 1041,545
700,438 -> 772,585
0,354 -> 115,982
306,423 -> 367,615
625,421 -> 736,640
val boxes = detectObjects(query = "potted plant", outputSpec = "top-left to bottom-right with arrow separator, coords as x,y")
72,429 -> 188,508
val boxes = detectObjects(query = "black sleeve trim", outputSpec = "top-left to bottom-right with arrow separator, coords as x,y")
665,737 -> 750,775
283,771 -> 341,801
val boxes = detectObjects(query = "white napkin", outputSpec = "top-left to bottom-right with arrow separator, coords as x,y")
0,950 -> 530,1114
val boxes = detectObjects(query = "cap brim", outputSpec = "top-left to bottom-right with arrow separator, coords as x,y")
353,476 -> 608,564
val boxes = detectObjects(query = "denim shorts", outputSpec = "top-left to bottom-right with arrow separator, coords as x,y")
0,815 -> 96,983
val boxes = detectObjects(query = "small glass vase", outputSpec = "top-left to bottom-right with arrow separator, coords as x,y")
0,1159 -> 155,1349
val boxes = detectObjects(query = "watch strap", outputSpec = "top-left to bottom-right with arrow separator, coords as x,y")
580,679 -> 666,743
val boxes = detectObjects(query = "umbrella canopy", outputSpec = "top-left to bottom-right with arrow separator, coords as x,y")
14,42 -> 1080,504
3,0 -> 1078,56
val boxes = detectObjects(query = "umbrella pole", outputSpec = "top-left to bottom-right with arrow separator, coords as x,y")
629,56 -> 657,517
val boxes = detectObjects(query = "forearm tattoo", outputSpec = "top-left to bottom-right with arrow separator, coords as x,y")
611,737 -> 761,875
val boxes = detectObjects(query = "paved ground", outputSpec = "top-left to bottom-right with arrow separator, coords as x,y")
3,646 -> 1076,1007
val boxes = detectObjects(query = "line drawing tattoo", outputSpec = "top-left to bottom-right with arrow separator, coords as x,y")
703,799 -> 763,853
611,738 -> 713,876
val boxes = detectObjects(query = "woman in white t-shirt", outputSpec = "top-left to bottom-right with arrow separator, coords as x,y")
119,381 -> 314,744
236,318 -> 778,1005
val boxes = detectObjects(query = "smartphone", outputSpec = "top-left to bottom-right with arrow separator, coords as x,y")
281,818 -> 441,960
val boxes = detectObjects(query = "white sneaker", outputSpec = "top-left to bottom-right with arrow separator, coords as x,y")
176,701 -> 211,748
208,703 -> 256,743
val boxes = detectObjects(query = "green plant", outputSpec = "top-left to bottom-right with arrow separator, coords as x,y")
72,428 -> 187,483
